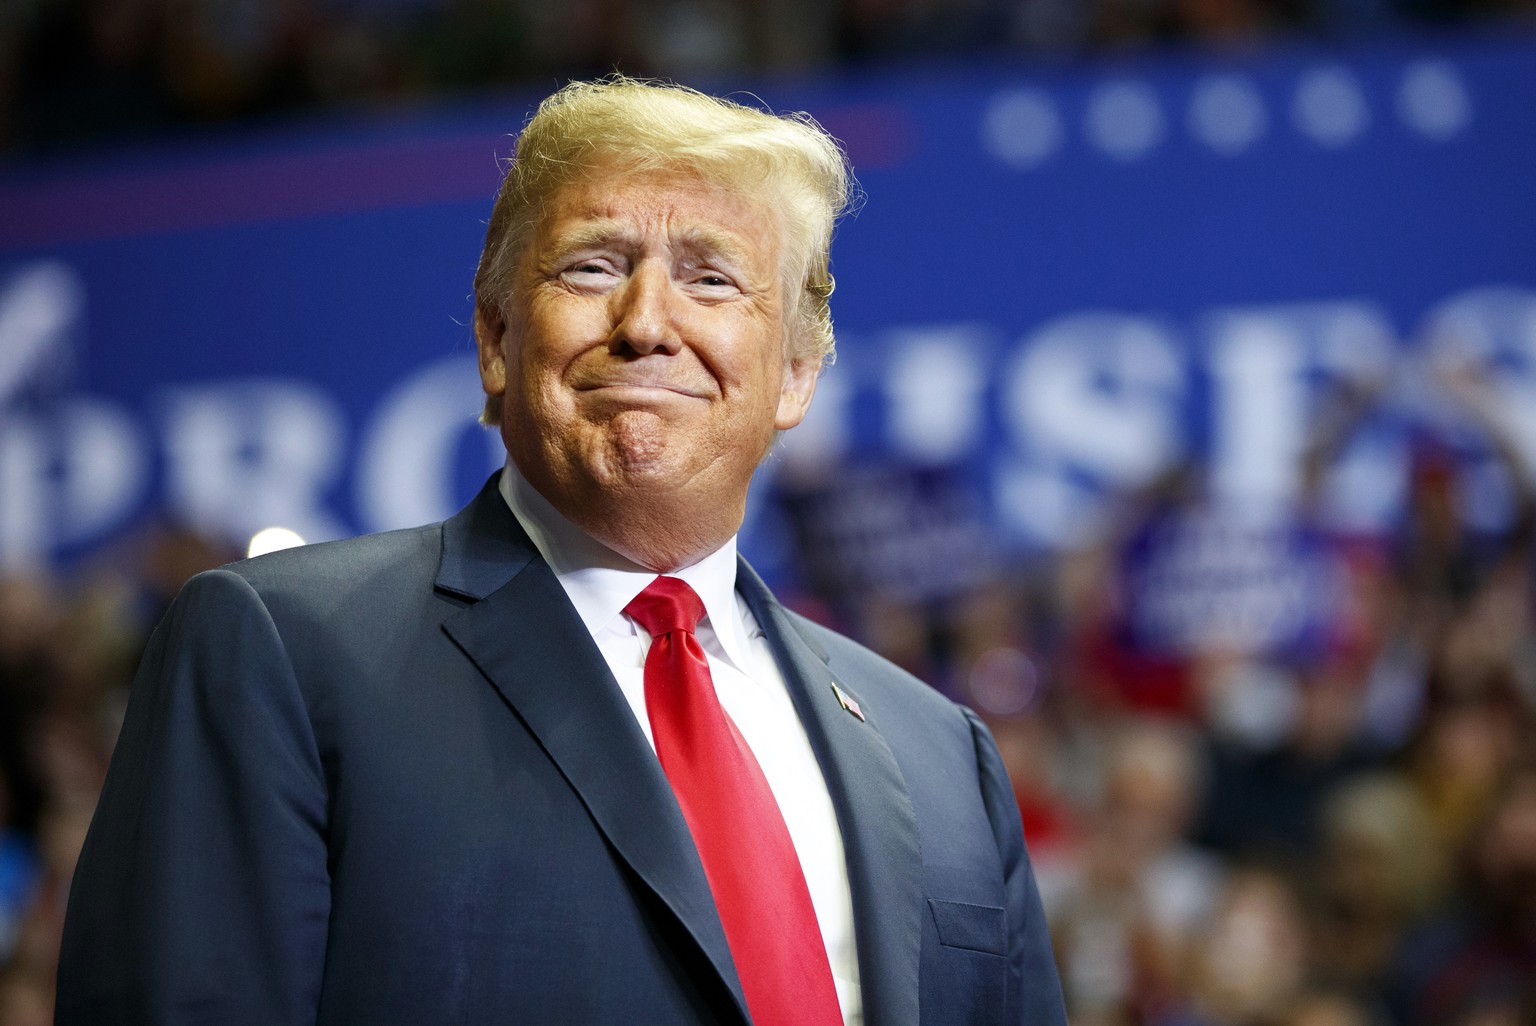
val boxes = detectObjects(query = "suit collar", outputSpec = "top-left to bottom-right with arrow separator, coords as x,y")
434,476 -> 539,600
736,562 -> 925,1026
436,478 -> 749,1020
497,461 -> 756,669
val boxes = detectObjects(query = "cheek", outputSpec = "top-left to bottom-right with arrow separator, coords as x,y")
511,314 -> 573,384
715,317 -> 788,388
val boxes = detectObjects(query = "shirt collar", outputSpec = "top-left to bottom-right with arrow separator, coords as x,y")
497,461 -> 752,668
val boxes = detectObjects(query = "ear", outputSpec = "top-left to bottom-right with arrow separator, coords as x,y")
474,302 -> 508,400
774,354 -> 821,431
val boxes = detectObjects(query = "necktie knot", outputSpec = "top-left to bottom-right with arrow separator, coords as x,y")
624,576 -> 705,638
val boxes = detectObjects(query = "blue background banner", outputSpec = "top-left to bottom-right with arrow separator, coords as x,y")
3,34 -> 1535,584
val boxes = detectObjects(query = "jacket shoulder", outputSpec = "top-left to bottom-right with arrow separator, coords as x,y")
209,523 -> 441,602
170,523 -> 449,643
223,523 -> 443,588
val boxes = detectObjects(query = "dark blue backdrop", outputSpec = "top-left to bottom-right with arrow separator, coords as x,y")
3,34 -> 1535,588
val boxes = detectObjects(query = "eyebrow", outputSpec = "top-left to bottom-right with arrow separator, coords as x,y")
673,225 -> 755,272
544,219 -> 634,259
543,218 -> 757,273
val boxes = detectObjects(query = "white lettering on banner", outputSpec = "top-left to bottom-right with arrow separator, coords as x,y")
160,381 -> 350,545
0,403 -> 148,569
5,251 -> 1536,565
991,313 -> 1184,547
1207,301 -> 1395,509
884,325 -> 991,464
355,355 -> 500,532
1404,287 -> 1536,531
0,419 -> 43,566
1424,287 -> 1536,474
993,455 -> 1103,548
0,262 -> 82,401
57,401 -> 145,543
0,263 -> 149,570
1004,311 -> 1185,483
1209,314 -> 1307,506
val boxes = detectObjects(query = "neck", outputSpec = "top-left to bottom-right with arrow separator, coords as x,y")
503,460 -> 742,573
564,485 -> 743,573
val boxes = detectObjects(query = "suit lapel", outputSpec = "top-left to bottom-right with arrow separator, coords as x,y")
737,562 -> 924,1026
434,481 -> 748,1021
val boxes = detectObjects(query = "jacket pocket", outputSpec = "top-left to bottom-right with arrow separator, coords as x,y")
928,898 -> 1006,956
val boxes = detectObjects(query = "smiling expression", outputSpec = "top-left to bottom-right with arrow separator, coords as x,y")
476,167 -> 820,568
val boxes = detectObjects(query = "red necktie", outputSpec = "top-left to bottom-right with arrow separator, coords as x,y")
625,576 -> 844,1026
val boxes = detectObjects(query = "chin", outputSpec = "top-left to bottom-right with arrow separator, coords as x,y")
599,411 -> 680,472
598,452 -> 693,492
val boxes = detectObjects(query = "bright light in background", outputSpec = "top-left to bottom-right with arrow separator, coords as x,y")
247,526 -> 306,557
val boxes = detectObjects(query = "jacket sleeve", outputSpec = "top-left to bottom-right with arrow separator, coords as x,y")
57,568 -> 331,1024
963,708 -> 1068,1026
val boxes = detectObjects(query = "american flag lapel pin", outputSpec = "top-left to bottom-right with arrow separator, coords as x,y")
830,682 -> 865,722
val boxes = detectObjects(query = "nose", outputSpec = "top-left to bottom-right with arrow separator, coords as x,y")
610,261 -> 681,356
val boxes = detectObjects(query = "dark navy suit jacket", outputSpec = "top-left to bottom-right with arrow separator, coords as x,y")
57,478 -> 1066,1025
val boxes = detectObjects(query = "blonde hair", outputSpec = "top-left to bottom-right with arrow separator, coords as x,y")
474,76 -> 854,424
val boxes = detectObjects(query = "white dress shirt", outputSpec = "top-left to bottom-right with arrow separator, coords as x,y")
498,464 -> 862,1024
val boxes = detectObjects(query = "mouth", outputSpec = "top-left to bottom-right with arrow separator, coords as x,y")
576,381 -> 711,401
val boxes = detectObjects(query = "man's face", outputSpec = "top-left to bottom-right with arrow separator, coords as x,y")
476,167 -> 819,551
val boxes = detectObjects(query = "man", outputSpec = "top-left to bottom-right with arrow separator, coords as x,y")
57,78 -> 1066,1025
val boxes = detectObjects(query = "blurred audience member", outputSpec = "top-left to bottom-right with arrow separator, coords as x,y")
1403,665 -> 1530,863
1044,719 -> 1224,1024
0,769 -> 37,964
0,524 -> 228,1006
1311,774 -> 1445,1004
1383,764 -> 1536,1026
0,964 -> 54,1026
1278,990 -> 1376,1026
1195,664 -> 1385,865
1183,867 -> 1313,1026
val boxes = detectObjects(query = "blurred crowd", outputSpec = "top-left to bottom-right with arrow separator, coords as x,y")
3,1 -> 1536,1019
3,0 -> 1536,158
0,525 -> 235,1024
3,366 -> 1534,1023
767,367 -> 1536,1026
